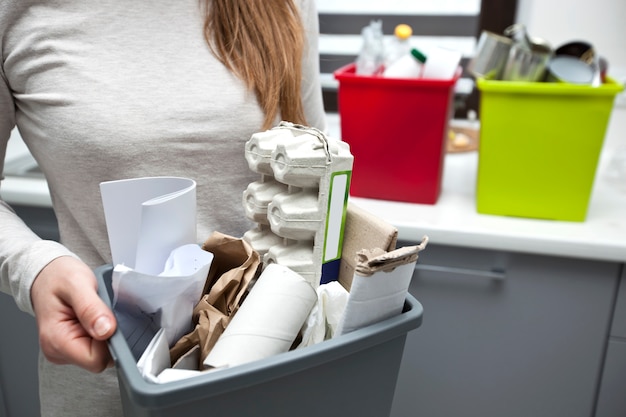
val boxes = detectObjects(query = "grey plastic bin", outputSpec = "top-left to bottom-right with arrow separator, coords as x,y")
95,264 -> 423,417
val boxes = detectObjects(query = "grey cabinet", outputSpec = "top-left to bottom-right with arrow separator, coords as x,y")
0,379 -> 7,417
10,205 -> 59,242
595,267 -> 626,417
609,267 -> 626,338
595,340 -> 626,417
390,243 -> 621,417
0,204 -> 56,417
0,293 -> 41,417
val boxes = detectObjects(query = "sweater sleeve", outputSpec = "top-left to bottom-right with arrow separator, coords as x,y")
0,61 -> 78,316
298,0 -> 328,134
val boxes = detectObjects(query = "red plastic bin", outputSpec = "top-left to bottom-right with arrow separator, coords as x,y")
334,63 -> 459,204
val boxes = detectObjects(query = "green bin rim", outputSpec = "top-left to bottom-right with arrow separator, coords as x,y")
477,76 -> 624,96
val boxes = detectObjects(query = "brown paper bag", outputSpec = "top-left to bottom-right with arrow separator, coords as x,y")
169,232 -> 261,367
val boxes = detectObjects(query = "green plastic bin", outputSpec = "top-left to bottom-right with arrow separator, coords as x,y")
476,77 -> 623,221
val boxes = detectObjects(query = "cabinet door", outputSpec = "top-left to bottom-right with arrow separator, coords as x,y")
390,244 -> 619,417
0,380 -> 7,417
0,293 -> 41,417
595,340 -> 626,417
595,267 -> 626,417
11,205 -> 60,241
609,267 -> 626,338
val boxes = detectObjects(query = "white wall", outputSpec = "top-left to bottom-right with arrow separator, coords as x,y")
316,0 -> 480,15
517,0 -> 626,154
517,0 -> 626,72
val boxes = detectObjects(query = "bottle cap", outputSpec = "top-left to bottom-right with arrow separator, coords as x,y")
410,48 -> 427,64
394,24 -> 413,40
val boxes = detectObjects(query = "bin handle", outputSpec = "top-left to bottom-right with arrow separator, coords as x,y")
414,263 -> 506,280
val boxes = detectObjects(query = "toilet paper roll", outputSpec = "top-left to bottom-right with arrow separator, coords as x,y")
203,263 -> 317,369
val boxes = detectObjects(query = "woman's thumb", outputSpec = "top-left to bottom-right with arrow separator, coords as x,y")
72,290 -> 117,340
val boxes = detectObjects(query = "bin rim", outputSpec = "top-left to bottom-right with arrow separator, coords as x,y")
334,63 -> 461,88
94,264 -> 423,409
476,76 -> 624,96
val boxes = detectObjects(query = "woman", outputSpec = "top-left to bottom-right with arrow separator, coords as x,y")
0,0 -> 326,415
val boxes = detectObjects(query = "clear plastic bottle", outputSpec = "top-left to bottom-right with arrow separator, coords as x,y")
384,24 -> 413,69
503,23 -> 533,50
355,20 -> 385,75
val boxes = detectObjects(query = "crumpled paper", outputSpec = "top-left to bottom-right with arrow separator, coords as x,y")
297,281 -> 349,348
112,244 -> 214,359
354,239 -> 427,276
169,232 -> 261,367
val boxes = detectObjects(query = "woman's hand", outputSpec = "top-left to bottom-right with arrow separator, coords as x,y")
31,256 -> 117,373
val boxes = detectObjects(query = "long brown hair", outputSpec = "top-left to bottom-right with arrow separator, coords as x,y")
203,0 -> 307,130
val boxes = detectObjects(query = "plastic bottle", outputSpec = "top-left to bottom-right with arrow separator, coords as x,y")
384,24 -> 413,69
383,48 -> 427,78
355,20 -> 385,75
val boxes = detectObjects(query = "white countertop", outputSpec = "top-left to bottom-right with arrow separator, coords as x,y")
3,112 -> 626,263
326,113 -> 626,263
349,150 -> 626,263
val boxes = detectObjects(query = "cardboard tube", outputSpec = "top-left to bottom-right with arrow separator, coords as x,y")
203,264 -> 317,368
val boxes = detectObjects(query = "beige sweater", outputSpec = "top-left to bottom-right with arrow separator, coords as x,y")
0,1 -> 326,416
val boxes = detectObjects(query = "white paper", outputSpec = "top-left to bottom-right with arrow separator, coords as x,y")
100,176 -> 197,275
336,262 -> 415,336
155,368 -> 208,383
203,264 -> 317,369
112,244 -> 214,359
136,328 -> 171,382
137,330 -> 208,383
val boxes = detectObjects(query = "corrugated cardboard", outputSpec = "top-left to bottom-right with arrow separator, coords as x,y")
338,202 -> 398,291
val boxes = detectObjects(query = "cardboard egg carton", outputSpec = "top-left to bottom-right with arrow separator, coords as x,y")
243,122 -> 354,287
